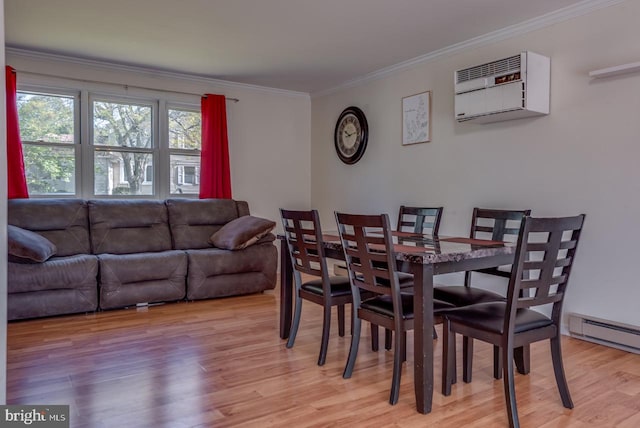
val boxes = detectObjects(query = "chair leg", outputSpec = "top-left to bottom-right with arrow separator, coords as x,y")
433,326 -> 438,340
550,336 -> 574,409
385,329 -> 393,350
514,345 -> 531,375
338,304 -> 346,337
286,295 -> 303,348
463,336 -> 473,383
494,345 -> 503,380
400,331 -> 407,362
318,305 -> 332,366
389,328 -> 405,405
442,319 -> 456,396
343,317 -> 361,379
502,344 -> 520,428
371,323 -> 379,351
350,304 -> 354,335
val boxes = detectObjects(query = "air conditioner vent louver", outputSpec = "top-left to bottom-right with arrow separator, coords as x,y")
456,54 -> 522,84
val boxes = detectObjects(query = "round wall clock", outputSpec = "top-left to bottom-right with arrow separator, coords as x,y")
334,106 -> 368,165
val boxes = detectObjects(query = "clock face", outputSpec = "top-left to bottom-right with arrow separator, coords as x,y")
334,107 -> 368,164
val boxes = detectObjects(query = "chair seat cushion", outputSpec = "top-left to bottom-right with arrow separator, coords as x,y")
301,275 -> 352,297
361,294 -> 455,319
443,302 -> 553,334
433,285 -> 505,307
365,271 -> 413,287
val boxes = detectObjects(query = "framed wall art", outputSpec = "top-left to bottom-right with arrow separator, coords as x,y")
402,91 -> 431,145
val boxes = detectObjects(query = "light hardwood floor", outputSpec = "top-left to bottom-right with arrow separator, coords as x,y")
6,288 -> 640,427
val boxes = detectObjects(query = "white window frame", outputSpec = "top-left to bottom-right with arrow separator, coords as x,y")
17,77 -> 202,200
17,88 -> 81,197
89,94 -> 157,198
167,103 -> 202,196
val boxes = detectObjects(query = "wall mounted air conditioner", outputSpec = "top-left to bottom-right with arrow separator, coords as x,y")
454,51 -> 550,124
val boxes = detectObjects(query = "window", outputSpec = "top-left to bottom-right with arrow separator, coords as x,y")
168,108 -> 201,195
17,87 -> 202,199
92,99 -> 154,196
17,92 -> 77,195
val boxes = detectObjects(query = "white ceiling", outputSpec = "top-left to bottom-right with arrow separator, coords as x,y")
5,0 -> 590,94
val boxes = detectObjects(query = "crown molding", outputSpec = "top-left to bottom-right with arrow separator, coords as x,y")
6,47 -> 310,99
312,0 -> 626,98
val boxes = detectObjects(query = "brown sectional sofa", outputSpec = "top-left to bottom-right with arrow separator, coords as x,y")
7,198 -> 277,320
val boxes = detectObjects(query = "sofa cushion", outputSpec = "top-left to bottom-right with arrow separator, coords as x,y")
89,200 -> 172,254
209,215 -> 276,250
166,198 -> 246,250
8,254 -> 98,320
185,244 -> 277,299
98,251 -> 187,309
8,225 -> 57,263
8,199 -> 91,256
8,254 -> 98,294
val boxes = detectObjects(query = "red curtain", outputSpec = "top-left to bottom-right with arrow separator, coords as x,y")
199,94 -> 232,199
6,66 -> 29,199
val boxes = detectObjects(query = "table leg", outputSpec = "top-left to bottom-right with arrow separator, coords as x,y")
412,263 -> 434,414
279,238 -> 293,339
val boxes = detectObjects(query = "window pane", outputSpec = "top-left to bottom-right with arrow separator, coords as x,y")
170,154 -> 200,195
17,93 -> 75,144
94,150 -> 153,195
168,109 -> 201,149
93,101 -> 152,148
23,144 -> 75,195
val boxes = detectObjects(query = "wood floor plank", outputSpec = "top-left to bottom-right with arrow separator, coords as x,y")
6,287 -> 640,427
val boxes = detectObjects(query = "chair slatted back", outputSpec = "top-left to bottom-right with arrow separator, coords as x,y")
507,215 -> 585,323
280,209 -> 328,278
467,208 -> 531,281
335,213 -> 405,313
397,206 -> 443,235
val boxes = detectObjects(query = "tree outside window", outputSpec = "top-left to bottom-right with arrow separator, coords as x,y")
17,92 -> 76,195
169,108 -> 201,195
93,101 -> 153,196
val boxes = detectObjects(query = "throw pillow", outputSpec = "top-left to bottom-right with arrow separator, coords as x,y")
209,216 -> 276,250
8,225 -> 57,263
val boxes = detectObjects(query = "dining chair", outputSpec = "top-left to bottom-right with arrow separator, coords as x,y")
376,205 -> 444,350
397,205 -> 443,235
280,208 -> 353,366
441,214 -> 585,428
335,211 -> 455,405
433,207 -> 531,377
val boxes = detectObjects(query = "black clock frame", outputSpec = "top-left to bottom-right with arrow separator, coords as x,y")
334,106 -> 368,165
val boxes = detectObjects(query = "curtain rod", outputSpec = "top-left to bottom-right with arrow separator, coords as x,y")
15,69 -> 239,102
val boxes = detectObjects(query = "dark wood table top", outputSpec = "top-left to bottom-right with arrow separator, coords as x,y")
317,231 -> 515,265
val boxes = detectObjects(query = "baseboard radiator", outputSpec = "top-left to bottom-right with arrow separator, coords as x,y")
568,313 -> 640,354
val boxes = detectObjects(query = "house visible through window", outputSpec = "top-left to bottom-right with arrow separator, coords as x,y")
144,164 -> 154,183
17,87 -> 202,198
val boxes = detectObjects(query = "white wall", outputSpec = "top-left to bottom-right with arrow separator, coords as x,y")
5,50 -> 313,223
311,1 -> 640,327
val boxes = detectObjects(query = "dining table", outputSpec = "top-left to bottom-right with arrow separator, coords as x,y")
278,230 -> 516,414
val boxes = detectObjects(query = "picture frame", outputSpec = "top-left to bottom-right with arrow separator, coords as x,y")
402,91 -> 431,145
